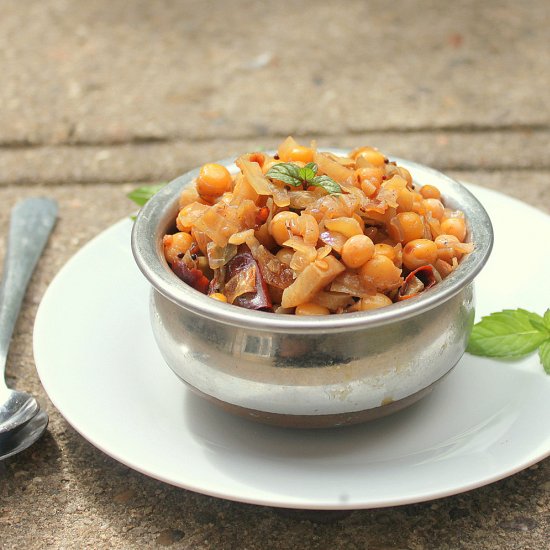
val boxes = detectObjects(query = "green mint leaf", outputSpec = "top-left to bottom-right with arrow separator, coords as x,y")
128,184 -> 165,206
298,162 -> 318,183
530,317 -> 550,335
544,309 -> 550,330
266,162 -> 341,194
265,163 -> 302,187
539,340 -> 550,374
311,175 -> 342,195
466,308 -> 549,358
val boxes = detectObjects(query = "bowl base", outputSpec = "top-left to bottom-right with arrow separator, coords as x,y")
186,383 -> 438,429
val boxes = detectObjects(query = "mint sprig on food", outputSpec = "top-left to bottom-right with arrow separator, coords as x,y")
266,162 -> 342,195
467,308 -> 550,374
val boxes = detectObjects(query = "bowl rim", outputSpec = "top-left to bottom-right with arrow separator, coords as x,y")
131,150 -> 493,334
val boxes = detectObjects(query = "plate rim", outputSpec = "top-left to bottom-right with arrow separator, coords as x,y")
33,183 -> 550,509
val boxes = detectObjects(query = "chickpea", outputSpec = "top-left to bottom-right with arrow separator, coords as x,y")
356,167 -> 385,196
440,217 -> 467,242
178,187 -> 200,208
402,239 -> 438,270
341,234 -> 375,269
423,198 -> 445,220
395,167 -> 413,187
196,163 -> 233,200
411,192 -> 426,215
350,146 -> 366,159
435,234 -> 461,262
209,293 -> 228,303
420,185 -> 441,200
374,243 -> 396,263
383,164 -> 412,187
383,175 -> 415,212
396,187 -> 415,213
298,213 -> 320,246
358,293 -> 393,310
359,254 -> 402,291
295,302 -> 331,316
163,232 -> 194,265
286,146 -> 314,163
388,212 -> 425,243
269,211 -> 299,246
354,147 -> 386,167
277,137 -> 301,162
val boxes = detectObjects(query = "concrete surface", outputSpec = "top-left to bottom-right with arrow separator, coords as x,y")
0,0 -> 549,548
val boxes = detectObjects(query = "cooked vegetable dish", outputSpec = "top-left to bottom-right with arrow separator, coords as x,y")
162,137 -> 473,315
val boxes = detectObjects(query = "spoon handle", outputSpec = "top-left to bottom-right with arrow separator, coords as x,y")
0,198 -> 58,383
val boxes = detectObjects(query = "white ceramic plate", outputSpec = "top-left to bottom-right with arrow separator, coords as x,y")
33,184 -> 550,510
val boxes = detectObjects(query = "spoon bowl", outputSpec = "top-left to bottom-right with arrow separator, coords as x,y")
0,410 -> 49,460
0,388 -> 39,436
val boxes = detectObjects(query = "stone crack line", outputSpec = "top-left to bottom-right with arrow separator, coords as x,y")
1,125 -> 549,150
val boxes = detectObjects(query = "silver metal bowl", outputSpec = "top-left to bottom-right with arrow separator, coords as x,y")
131,153 -> 493,428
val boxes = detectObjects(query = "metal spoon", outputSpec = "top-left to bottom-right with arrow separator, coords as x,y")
0,410 -> 49,460
0,198 -> 57,448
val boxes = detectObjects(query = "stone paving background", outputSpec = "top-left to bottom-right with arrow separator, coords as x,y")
0,0 -> 549,548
